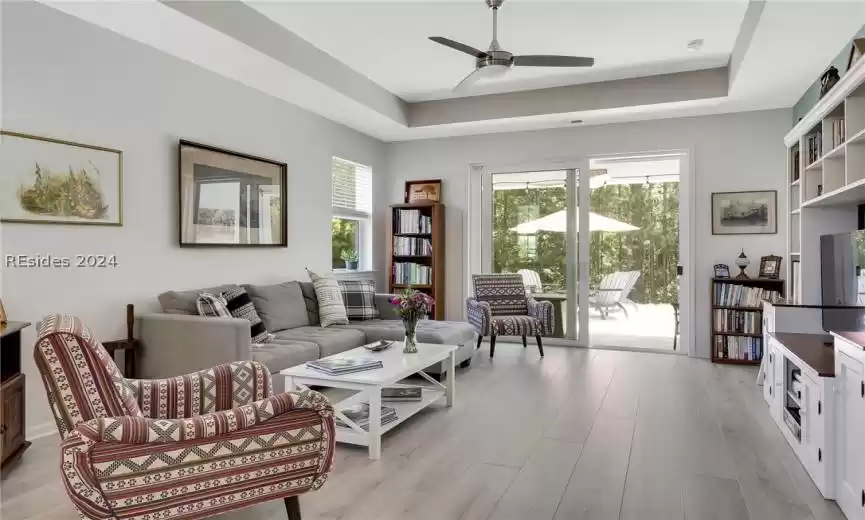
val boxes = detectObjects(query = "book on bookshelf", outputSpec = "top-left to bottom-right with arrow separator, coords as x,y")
713,335 -> 762,361
393,236 -> 432,256
393,208 -> 432,234
713,283 -> 780,308
713,309 -> 761,334
393,262 -> 432,285
830,118 -> 846,148
806,130 -> 822,164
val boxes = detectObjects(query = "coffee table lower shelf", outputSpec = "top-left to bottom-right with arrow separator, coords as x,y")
335,386 -> 445,446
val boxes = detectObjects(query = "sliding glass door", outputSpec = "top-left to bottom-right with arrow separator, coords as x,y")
473,153 -> 690,353
586,155 -> 684,352
480,167 -> 582,342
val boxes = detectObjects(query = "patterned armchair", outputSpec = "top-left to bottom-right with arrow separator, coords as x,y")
466,273 -> 554,358
33,313 -> 334,520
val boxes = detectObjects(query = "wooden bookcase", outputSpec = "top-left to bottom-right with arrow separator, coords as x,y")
711,278 -> 785,365
387,202 -> 445,320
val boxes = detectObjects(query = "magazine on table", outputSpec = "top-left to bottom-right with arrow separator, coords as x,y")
336,403 -> 399,431
306,356 -> 383,375
382,386 -> 423,401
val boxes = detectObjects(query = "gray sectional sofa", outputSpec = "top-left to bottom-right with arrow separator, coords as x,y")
137,281 -> 476,382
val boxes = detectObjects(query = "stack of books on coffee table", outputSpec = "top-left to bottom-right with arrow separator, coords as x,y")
306,357 -> 383,375
336,404 -> 398,431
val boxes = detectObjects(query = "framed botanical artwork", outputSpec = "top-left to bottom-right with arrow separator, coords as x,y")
711,190 -> 777,235
405,179 -> 442,203
759,255 -> 782,279
713,264 -> 731,279
179,140 -> 287,247
0,131 -> 122,225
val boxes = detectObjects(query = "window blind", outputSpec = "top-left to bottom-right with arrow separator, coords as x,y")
332,157 -> 372,219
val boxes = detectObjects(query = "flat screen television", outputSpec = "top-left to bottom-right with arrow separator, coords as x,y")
820,230 -> 865,331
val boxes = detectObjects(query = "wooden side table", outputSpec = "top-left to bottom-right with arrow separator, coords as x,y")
1,321 -> 31,469
102,339 -> 140,378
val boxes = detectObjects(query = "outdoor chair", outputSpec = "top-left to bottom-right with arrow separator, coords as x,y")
33,313 -> 334,520
517,268 -> 543,294
466,273 -> 554,358
589,271 -> 641,319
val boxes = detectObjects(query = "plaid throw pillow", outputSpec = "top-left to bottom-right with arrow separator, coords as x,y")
337,280 -> 380,321
222,287 -> 271,343
196,292 -> 231,318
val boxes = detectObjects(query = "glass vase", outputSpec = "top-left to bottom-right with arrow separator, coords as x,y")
402,318 -> 418,354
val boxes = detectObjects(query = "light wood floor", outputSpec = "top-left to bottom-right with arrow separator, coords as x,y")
1,345 -> 845,520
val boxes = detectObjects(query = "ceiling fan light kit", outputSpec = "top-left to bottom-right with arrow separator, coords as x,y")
429,0 -> 595,91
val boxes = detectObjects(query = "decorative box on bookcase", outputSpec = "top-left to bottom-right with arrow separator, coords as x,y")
388,202 -> 445,320
711,277 -> 785,365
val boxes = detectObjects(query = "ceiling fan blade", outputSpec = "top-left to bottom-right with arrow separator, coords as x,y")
429,36 -> 489,58
513,55 -> 595,67
453,68 -> 487,92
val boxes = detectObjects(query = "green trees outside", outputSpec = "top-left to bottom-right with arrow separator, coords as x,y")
492,182 -> 679,304
331,218 -> 357,269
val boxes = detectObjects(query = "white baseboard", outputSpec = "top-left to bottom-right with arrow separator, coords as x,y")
27,421 -> 58,441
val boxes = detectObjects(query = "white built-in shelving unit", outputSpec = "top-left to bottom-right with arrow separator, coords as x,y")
784,56 -> 865,304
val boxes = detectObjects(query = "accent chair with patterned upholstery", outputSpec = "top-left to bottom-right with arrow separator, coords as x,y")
466,273 -> 554,358
33,313 -> 335,520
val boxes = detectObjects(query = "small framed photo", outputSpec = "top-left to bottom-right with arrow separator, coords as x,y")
711,190 -> 777,235
714,264 -> 731,278
759,255 -> 782,279
405,179 -> 442,203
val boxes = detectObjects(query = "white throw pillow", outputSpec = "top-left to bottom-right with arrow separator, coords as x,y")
306,268 -> 349,327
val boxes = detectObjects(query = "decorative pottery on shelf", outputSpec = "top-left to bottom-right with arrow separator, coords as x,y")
389,288 -> 435,354
735,249 -> 750,279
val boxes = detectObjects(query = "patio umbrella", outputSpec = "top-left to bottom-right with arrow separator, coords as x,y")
509,209 -> 639,234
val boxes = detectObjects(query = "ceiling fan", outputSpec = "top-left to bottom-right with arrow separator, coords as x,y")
429,0 -> 595,92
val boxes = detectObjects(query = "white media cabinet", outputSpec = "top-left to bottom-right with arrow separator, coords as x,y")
761,302 -> 865,519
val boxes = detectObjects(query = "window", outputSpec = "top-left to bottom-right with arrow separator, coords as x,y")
332,157 -> 372,269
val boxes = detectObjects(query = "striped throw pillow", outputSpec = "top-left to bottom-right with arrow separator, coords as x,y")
196,292 -> 231,318
222,287 -> 271,344
306,268 -> 349,327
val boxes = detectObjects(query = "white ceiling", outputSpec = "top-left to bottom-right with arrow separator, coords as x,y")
39,0 -> 865,141
251,0 -> 748,102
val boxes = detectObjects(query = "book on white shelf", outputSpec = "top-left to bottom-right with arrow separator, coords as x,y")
713,335 -> 762,361
336,403 -> 399,431
713,283 -> 781,308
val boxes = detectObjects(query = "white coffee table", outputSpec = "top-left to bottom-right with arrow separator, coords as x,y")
279,342 -> 457,460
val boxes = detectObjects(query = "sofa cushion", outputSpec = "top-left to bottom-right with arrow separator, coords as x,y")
337,280 -> 380,321
337,320 -> 476,346
158,284 -> 240,315
250,340 -> 319,372
222,287 -> 270,344
299,282 -> 320,325
243,282 -> 309,332
272,326 -> 365,358
306,269 -> 348,327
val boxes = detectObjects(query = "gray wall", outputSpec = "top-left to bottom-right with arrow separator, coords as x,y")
383,109 -> 791,359
0,2 -> 386,437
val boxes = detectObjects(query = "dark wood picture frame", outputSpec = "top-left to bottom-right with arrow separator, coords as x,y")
713,264 -> 731,278
711,190 -> 777,235
759,255 -> 782,279
404,179 -> 442,203
178,140 -> 287,248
